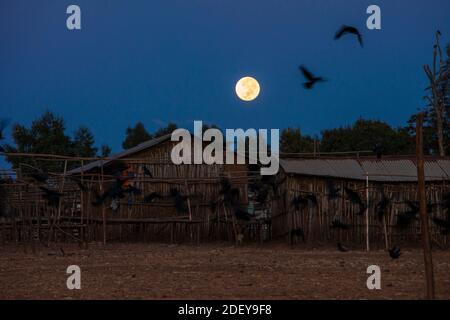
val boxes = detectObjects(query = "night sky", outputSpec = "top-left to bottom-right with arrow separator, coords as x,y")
1,0 -> 450,157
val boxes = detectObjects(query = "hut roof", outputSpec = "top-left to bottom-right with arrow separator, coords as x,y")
68,134 -> 172,174
280,157 -> 450,182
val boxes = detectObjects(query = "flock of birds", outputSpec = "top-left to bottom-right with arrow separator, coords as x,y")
299,25 -> 363,89
289,180 -> 450,259
18,160 -> 260,223
3,156 -> 450,258
1,24 -> 449,257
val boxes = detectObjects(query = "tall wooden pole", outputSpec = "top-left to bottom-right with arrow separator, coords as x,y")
100,160 -> 106,245
416,113 -> 435,299
365,174 -> 370,252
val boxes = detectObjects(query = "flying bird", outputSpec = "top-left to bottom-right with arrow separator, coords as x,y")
39,186 -> 63,207
290,228 -> 305,243
396,200 -> 426,227
330,219 -> 350,230
69,177 -> 88,192
305,194 -> 318,206
327,180 -> 341,199
388,246 -> 401,259
170,188 -> 188,213
396,211 -> 418,227
432,218 -> 450,235
372,143 -> 384,159
143,192 -> 162,203
124,185 -> 142,195
291,195 -> 308,210
334,25 -> 363,47
234,206 -> 251,221
441,192 -> 450,212
375,191 -> 390,221
256,186 -> 270,203
344,187 -> 366,215
91,177 -> 127,206
30,171 -> 49,183
219,177 -> 241,207
209,200 -> 218,213
143,166 -> 153,178
261,174 -> 286,196
337,242 -> 349,252
298,65 -> 325,89
107,160 -> 129,176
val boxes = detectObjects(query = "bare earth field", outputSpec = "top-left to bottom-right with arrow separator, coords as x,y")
0,242 -> 449,300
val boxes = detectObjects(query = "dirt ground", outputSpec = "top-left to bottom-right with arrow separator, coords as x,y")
0,242 -> 449,300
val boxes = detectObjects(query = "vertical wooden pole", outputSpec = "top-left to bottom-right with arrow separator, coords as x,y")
100,160 -> 106,245
383,212 -> 389,250
80,159 -> 86,248
184,179 -> 192,221
366,174 -> 370,252
184,179 -> 193,241
416,113 -> 436,300
58,160 -> 68,220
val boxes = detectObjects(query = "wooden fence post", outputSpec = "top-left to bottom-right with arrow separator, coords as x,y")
416,113 -> 436,299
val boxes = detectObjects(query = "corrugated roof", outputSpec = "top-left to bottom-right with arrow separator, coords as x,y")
68,134 -> 172,174
280,158 -> 450,182
436,160 -> 450,178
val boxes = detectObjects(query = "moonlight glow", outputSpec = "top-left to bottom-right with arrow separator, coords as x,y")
235,77 -> 260,101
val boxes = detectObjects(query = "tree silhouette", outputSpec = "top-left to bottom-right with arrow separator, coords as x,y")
122,122 -> 152,149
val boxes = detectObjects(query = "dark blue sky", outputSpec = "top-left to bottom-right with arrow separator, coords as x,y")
1,0 -> 449,156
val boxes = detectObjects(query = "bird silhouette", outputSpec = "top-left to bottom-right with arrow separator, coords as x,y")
107,160 -> 129,176
91,177 -> 127,206
124,185 -> 142,195
261,174 -> 286,196
375,191 -> 390,221
170,188 -> 188,213
389,246 -> 401,259
219,177 -> 241,207
330,218 -> 350,230
39,186 -> 62,207
256,185 -> 270,203
69,177 -> 88,192
234,206 -> 251,221
143,166 -> 153,178
441,192 -> 450,212
299,65 -> 325,89
209,200 -> 218,213
327,180 -> 341,199
372,143 -> 384,159
396,212 -> 418,227
290,228 -> 305,243
396,200 -> 432,227
291,195 -> 308,210
305,194 -> 318,206
30,171 -> 49,183
344,187 -> 366,215
337,242 -> 349,252
143,192 -> 162,203
334,25 -> 363,47
432,218 -> 450,235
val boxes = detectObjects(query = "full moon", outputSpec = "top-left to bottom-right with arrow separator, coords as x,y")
235,76 -> 260,101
